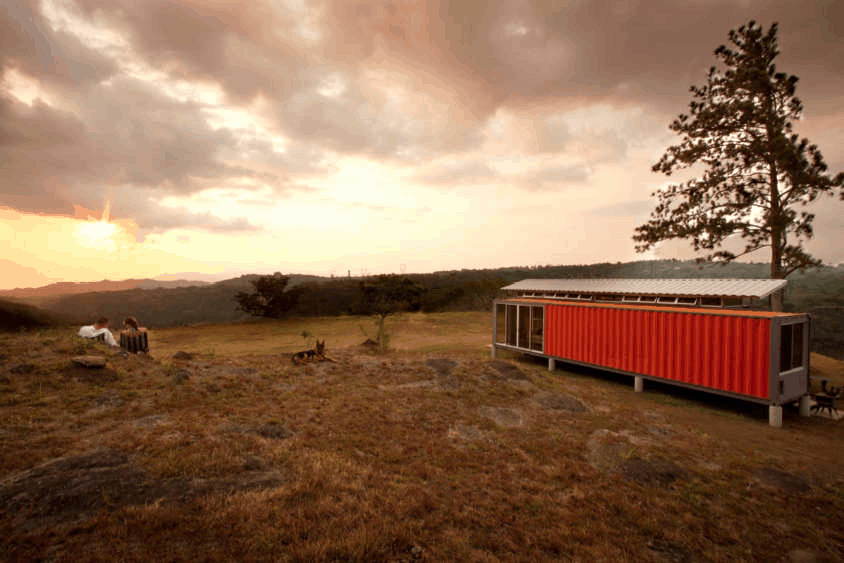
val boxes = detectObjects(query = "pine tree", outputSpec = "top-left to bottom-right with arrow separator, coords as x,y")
633,21 -> 843,310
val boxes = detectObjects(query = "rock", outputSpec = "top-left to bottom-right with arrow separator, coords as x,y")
533,392 -> 587,413
10,362 -> 36,374
0,448 -> 284,533
487,360 -> 528,380
754,467 -> 811,494
172,369 -> 190,384
71,356 -> 106,368
253,423 -> 292,440
447,424 -> 486,441
788,548 -> 818,563
479,406 -> 523,428
172,351 -> 194,360
425,358 -> 457,377
621,458 -> 687,488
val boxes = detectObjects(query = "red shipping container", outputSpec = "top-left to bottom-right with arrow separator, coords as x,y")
492,299 -> 810,415
544,303 -> 771,399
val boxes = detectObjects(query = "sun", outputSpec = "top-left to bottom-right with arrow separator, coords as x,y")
74,220 -> 119,251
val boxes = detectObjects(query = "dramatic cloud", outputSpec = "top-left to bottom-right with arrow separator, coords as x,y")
1,0 -> 841,287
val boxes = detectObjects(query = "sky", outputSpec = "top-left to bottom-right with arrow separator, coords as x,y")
1,0 -> 842,290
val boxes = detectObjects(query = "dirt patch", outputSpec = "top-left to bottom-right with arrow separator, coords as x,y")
532,392 -> 586,413
61,364 -> 119,383
134,414 -> 169,428
647,540 -> 696,563
754,467 -> 811,494
586,429 -> 638,474
587,429 -> 686,488
187,363 -> 258,379
225,423 -> 293,440
447,424 -> 487,441
620,458 -> 687,488
380,380 -> 437,391
486,360 -> 528,381
479,406 -> 523,428
9,363 -> 36,375
0,448 -> 284,533
425,358 -> 457,377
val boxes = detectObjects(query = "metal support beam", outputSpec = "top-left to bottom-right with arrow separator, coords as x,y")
769,405 -> 782,428
799,395 -> 810,417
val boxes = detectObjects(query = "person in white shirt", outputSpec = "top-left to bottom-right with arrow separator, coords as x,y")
77,317 -> 118,347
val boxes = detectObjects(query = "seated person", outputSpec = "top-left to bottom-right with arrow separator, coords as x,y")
123,316 -> 140,332
77,317 -> 118,347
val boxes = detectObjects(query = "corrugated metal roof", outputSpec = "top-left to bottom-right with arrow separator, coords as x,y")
501,278 -> 787,298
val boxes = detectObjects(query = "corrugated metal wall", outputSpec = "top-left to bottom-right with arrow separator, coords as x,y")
544,304 -> 770,399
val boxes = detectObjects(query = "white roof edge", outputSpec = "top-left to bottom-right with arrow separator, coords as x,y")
500,278 -> 788,299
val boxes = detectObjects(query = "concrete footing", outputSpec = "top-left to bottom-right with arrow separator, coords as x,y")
490,345 -> 496,359
769,405 -> 783,427
548,358 -> 556,371
634,376 -> 643,393
799,395 -> 811,417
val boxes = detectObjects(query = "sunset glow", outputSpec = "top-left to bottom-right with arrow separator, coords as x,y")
73,221 -> 119,251
1,0 -> 841,289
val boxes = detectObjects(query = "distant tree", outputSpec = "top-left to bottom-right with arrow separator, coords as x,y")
354,275 -> 425,348
234,273 -> 302,318
633,21 -> 843,310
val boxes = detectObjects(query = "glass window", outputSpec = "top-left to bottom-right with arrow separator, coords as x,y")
496,304 -> 506,344
792,323 -> 804,369
531,306 -> 544,351
780,323 -> 805,372
518,306 -> 530,349
780,324 -> 793,372
506,305 -> 517,346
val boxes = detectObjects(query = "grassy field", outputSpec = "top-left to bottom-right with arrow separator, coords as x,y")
1,312 -> 843,562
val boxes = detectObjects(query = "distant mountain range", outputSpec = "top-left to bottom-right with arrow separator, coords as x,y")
0,278 -> 211,300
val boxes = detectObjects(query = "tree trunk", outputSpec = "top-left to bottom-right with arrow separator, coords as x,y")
768,158 -> 785,312
376,314 -> 387,346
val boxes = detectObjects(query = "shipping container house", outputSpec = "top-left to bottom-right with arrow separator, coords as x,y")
491,279 -> 811,426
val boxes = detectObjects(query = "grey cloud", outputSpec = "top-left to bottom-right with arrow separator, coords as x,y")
272,66 -> 486,162
0,0 -> 118,89
0,80 -> 269,234
70,0 -> 308,103
324,0 -> 844,119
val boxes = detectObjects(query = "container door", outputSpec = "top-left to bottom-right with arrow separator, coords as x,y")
774,318 -> 809,404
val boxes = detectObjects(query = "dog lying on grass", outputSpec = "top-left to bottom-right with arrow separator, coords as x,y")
291,340 -> 337,365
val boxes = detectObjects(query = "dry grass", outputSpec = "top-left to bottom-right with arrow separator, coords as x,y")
1,313 -> 843,562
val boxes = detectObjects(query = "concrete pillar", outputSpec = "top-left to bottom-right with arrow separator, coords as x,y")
490,345 -> 497,359
548,358 -> 556,371
634,376 -> 643,393
799,395 -> 811,417
769,405 -> 783,428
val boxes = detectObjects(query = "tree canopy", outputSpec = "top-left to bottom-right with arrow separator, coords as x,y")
634,21 -> 843,308
354,275 -> 426,347
234,272 -> 302,318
